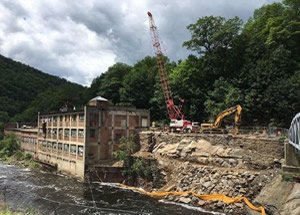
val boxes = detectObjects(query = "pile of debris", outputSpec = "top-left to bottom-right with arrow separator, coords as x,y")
159,160 -> 277,214
136,132 -> 284,214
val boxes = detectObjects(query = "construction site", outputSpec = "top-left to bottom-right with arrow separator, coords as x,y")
1,6 -> 299,215
119,12 -> 300,215
106,12 -> 299,215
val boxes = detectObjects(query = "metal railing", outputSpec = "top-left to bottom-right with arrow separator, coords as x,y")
289,113 -> 300,151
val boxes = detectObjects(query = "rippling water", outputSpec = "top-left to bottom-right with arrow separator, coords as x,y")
0,163 -> 223,215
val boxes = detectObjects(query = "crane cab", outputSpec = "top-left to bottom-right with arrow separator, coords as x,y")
170,119 -> 193,133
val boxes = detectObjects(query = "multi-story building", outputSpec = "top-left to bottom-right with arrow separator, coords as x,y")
6,96 -> 150,180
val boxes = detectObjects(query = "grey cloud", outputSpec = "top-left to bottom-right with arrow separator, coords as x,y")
0,0 -> 280,86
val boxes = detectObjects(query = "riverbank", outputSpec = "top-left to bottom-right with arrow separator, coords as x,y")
134,131 -> 286,214
0,134 -> 40,170
0,153 -> 40,170
0,201 -> 37,215
0,162 -> 213,215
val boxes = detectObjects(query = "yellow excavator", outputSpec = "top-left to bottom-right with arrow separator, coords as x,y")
200,105 -> 242,133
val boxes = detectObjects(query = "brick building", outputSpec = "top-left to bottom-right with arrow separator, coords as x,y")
6,96 -> 150,180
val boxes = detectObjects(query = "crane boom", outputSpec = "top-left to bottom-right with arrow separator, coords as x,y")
147,12 -> 184,120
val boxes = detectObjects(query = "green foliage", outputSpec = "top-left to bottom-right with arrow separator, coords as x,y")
0,54 -> 87,122
90,63 -> 132,105
114,136 -> 154,182
0,209 -> 23,215
0,134 -> 39,168
0,206 -> 38,215
114,135 -> 138,161
90,56 -> 175,121
238,1 -> 300,125
205,78 -> 242,119
120,56 -> 158,109
0,134 -> 20,157
183,16 -> 243,54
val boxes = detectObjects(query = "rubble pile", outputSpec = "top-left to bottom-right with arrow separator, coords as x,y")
137,132 -> 284,214
161,161 -> 277,214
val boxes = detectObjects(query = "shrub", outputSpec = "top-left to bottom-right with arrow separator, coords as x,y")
24,153 -> 32,160
14,151 -> 25,161
114,136 -> 156,183
0,134 -> 20,157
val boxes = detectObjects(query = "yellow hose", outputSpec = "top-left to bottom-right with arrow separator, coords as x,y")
117,184 -> 266,215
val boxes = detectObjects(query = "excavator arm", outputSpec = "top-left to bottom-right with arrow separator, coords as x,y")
213,105 -> 242,127
201,105 -> 242,131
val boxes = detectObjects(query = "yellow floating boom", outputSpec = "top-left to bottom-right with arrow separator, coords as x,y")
117,183 -> 265,215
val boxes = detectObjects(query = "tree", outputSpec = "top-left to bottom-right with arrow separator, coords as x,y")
183,16 -> 243,54
170,55 -> 207,121
183,16 -> 244,84
204,78 -> 242,121
93,63 -> 131,105
120,56 -> 158,108
120,56 -> 176,121
239,2 -> 300,126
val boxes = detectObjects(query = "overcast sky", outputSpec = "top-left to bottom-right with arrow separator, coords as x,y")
0,0 -> 279,86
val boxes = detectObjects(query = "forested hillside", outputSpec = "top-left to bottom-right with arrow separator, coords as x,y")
90,0 -> 299,127
0,54 -> 88,134
0,0 -> 298,139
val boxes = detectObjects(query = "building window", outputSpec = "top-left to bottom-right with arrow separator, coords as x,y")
52,142 -> 57,150
90,129 -> 96,138
58,143 -> 63,151
71,115 -> 77,121
78,146 -> 84,157
78,129 -> 84,138
71,129 -> 77,138
64,144 -> 69,152
42,141 -> 47,151
121,119 -> 127,128
47,142 -> 52,151
142,118 -> 148,127
64,129 -> 70,138
52,129 -> 57,138
79,114 -> 84,121
70,145 -> 76,155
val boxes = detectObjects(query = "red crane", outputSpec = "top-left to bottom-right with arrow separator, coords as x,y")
147,11 -> 192,132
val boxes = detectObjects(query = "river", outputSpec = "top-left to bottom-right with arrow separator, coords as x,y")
0,163 -> 223,215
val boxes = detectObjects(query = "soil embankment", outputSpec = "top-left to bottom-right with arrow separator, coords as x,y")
135,131 -> 285,214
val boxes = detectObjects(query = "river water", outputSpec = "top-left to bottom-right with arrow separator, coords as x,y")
0,163 -> 223,215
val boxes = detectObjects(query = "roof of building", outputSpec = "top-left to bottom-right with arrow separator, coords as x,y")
89,96 -> 108,102
5,128 -> 38,133
39,109 -> 84,117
